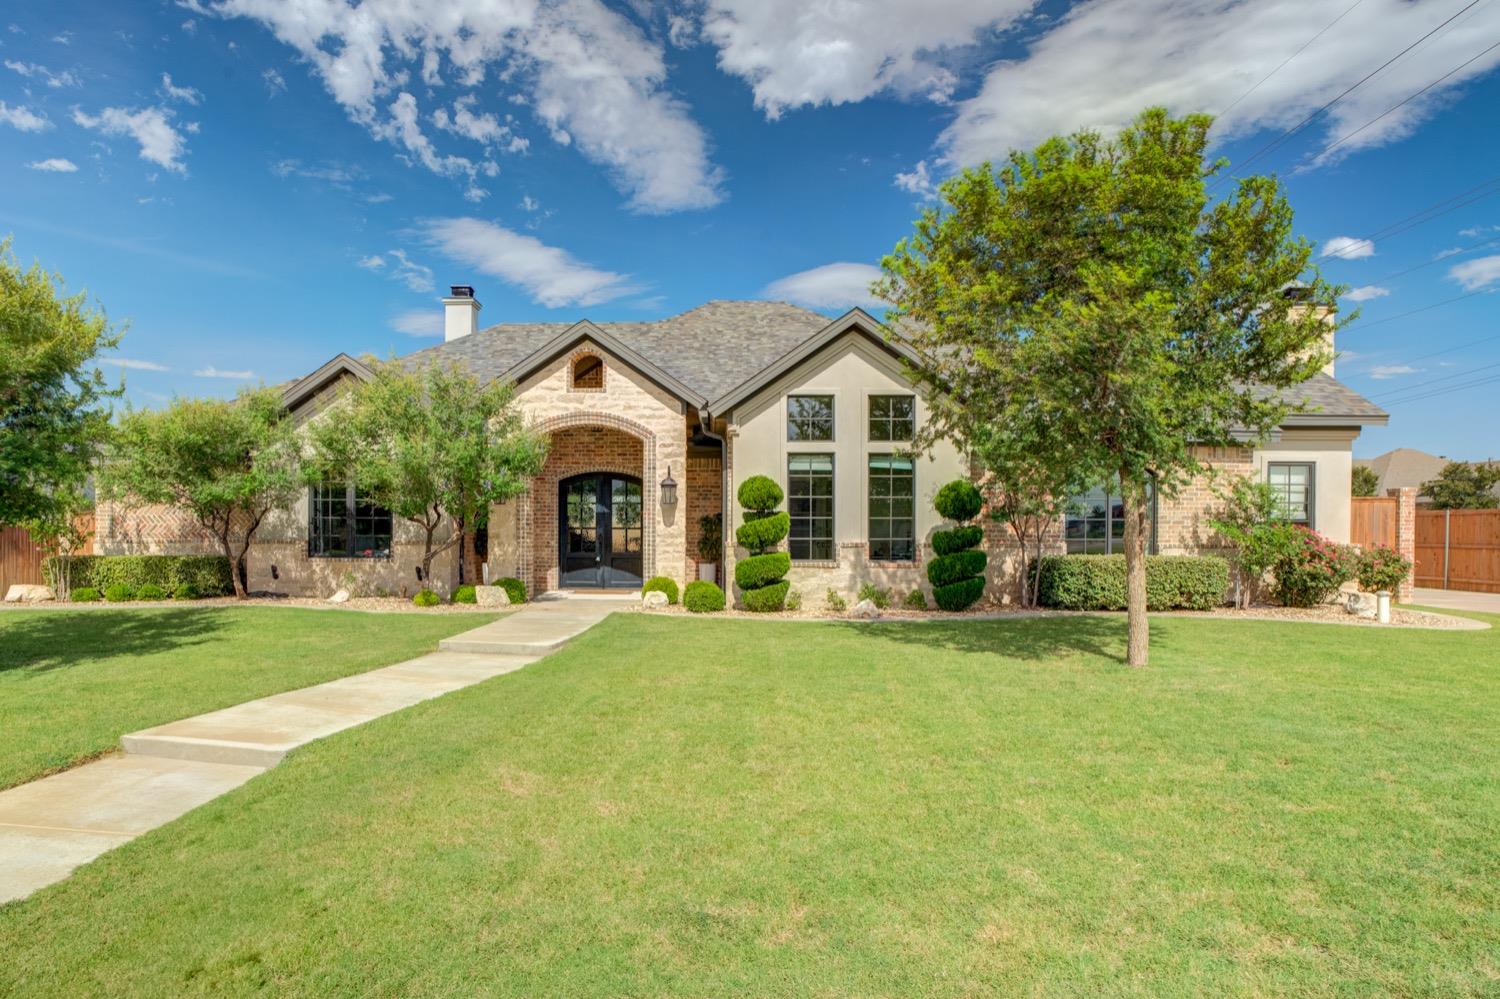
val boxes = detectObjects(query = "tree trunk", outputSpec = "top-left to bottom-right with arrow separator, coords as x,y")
217,528 -> 246,599
1122,474 -> 1149,667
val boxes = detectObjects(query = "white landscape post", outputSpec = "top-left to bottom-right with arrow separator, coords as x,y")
1377,590 -> 1392,624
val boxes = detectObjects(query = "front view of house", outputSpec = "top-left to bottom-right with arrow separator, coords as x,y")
97,286 -> 1387,607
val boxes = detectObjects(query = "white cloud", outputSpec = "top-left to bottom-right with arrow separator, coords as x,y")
27,158 -> 78,172
193,366 -> 255,379
432,94 -> 526,153
262,67 -> 286,95
698,0 -> 1024,118
4,60 -> 79,87
272,158 -> 358,184
100,357 -> 169,371
935,0 -> 1500,170
1435,247 -> 1465,260
208,0 -> 723,212
389,309 -> 444,338
763,262 -> 883,310
519,195 -> 540,212
894,159 -> 937,200
386,249 -> 435,293
1370,365 -> 1420,380
0,101 -> 50,132
1321,236 -> 1375,260
71,106 -> 191,174
1448,254 -> 1500,291
356,254 -> 386,271
1458,224 -> 1500,238
1343,285 -> 1389,302
420,217 -> 636,308
158,73 -> 202,105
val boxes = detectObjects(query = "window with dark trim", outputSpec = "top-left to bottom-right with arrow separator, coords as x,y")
1064,478 -> 1157,554
1268,462 -> 1315,527
788,453 -> 834,560
571,353 -> 604,390
868,454 -> 915,561
868,395 -> 915,442
309,482 -> 393,558
787,395 -> 834,441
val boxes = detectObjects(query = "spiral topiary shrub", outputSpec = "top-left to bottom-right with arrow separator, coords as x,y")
642,576 -> 679,604
684,580 -> 726,613
927,479 -> 987,611
453,584 -> 477,604
412,588 -> 441,607
735,475 -> 790,612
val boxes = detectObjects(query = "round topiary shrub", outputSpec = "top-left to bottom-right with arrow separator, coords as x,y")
103,583 -> 134,603
135,583 -> 168,601
453,584 -> 477,604
490,577 -> 526,604
927,478 -> 987,611
172,582 -> 199,600
684,580 -> 726,613
735,475 -> 790,612
413,589 -> 441,607
72,586 -> 101,603
642,576 -> 679,604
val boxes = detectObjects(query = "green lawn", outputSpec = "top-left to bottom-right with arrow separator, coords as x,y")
2,611 -> 1498,996
0,607 -> 496,791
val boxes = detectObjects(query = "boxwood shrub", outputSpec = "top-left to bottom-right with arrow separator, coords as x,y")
103,583 -> 134,603
72,586 -> 101,603
1036,554 -> 1229,611
734,475 -> 789,612
927,480 -> 987,611
135,583 -> 168,601
931,524 -> 984,556
926,549 -> 987,588
494,577 -> 527,605
45,555 -> 233,598
684,580 -> 726,613
172,582 -> 199,601
933,576 -> 985,612
734,552 -> 790,591
741,579 -> 791,613
412,588 -> 441,607
453,584 -> 477,604
642,576 -> 679,604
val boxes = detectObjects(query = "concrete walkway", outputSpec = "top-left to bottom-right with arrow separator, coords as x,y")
1412,587 -> 1500,615
0,594 -> 629,904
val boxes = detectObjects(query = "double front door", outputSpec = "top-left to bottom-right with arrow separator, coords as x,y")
559,474 -> 644,589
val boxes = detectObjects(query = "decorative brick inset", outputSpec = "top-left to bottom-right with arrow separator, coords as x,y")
684,453 -> 722,579
1390,486 -> 1417,602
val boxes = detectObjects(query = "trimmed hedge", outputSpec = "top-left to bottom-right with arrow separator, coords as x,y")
934,577 -> 985,612
172,583 -> 199,601
734,552 -> 791,591
931,525 -> 983,556
926,549 -> 988,588
412,589 -> 441,607
72,587 -> 101,603
135,583 -> 168,601
104,584 -> 133,603
453,584 -> 478,604
494,577 -> 527,605
742,580 -> 791,613
642,576 -> 679,604
684,580 -> 726,613
45,555 -> 233,598
737,476 -> 784,511
1036,554 -> 1229,611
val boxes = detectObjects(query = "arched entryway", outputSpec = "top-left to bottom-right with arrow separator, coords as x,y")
557,473 -> 645,589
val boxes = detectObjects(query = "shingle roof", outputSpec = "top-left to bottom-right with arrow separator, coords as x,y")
1276,373 -> 1388,424
402,300 -> 829,403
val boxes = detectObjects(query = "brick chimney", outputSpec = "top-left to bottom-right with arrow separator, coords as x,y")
443,285 -> 481,342
1284,282 -> 1336,378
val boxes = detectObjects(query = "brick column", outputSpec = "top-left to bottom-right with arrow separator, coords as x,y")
1389,486 -> 1417,602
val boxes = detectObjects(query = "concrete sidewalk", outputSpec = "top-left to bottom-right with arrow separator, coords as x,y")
1412,587 -> 1500,615
0,595 -> 628,904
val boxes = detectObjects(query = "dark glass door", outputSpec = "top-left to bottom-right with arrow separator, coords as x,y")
559,474 -> 644,588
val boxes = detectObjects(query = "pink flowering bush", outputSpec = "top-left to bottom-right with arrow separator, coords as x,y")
1269,526 -> 1359,607
1356,545 -> 1412,594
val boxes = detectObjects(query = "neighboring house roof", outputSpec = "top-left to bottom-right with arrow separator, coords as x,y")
1355,447 -> 1500,500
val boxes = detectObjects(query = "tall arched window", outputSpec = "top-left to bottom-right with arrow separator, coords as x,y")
571,353 -> 604,390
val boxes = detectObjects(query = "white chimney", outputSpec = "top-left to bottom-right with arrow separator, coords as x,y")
443,285 -> 481,341
1284,282 -> 1336,378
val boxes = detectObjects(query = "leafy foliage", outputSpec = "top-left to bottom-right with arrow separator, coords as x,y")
856,583 -> 891,609
1266,527 -> 1358,608
1037,555 -> 1228,611
642,576 -> 679,604
734,475 -> 789,611
696,512 -> 723,563
925,478 -> 986,610
1351,465 -> 1380,498
494,577 -> 528,605
412,589 -> 441,607
737,475 -> 784,512
103,584 -> 133,603
683,580 -> 726,613
880,108 -> 1339,664
1422,461 -> 1500,510
98,387 -> 301,598
0,238 -> 120,527
1210,477 -> 1288,607
71,587 -> 100,603
742,580 -> 791,613
453,584 -> 478,604
927,550 -> 988,588
933,480 -> 982,523
46,554 -> 233,597
930,525 -> 983,556
309,359 -> 548,586
734,511 -> 791,553
933,577 -> 986,612
903,589 -> 928,610
172,582 -> 199,601
734,553 -> 791,591
135,584 -> 168,601
1355,545 -> 1412,595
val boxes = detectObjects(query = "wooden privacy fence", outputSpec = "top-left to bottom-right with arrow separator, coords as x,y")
0,514 -> 95,593
1350,497 -> 1397,550
1415,508 -> 1500,594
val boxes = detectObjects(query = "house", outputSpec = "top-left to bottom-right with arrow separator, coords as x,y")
96,286 -> 1388,606
1355,448 -> 1500,505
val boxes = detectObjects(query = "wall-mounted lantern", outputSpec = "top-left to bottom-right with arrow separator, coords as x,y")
660,465 -> 678,506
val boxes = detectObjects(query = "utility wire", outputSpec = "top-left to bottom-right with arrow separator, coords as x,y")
1321,173 -> 1500,260
1380,330 -> 1500,367
1376,369 -> 1500,404
1346,289 -> 1491,330
1357,235 -> 1500,284
1217,0 -> 1369,117
1209,0 -> 1486,192
1372,358 -> 1500,398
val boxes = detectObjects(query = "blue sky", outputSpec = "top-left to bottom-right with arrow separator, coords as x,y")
2,0 -> 1499,460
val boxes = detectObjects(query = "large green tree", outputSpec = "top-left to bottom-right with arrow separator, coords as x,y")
309,359 -> 548,587
879,108 -> 1339,666
1423,461 -> 1500,510
99,388 -> 302,598
0,237 -> 120,526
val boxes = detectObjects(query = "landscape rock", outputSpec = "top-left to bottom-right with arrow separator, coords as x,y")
327,589 -> 351,604
474,585 -> 511,608
642,590 -> 669,609
852,598 -> 880,620
4,584 -> 54,603
1345,591 -> 1377,619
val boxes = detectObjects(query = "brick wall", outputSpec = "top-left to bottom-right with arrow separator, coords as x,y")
1391,486 -> 1417,602
1154,446 -> 1255,555
684,453 -> 722,580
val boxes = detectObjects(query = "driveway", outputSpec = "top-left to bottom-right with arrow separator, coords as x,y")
1412,587 -> 1500,615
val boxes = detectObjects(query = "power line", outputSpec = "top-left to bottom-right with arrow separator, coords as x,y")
1346,289 -> 1491,330
1217,0 -> 1369,117
1358,235 -> 1500,284
1377,369 -> 1500,404
1386,330 -> 1500,366
1210,0 -> 1486,192
1321,173 -> 1500,260
1372,358 -> 1500,399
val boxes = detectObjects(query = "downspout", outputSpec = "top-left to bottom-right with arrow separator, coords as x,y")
698,405 -> 729,580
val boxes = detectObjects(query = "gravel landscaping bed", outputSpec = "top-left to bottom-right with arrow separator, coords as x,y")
2,595 -> 500,614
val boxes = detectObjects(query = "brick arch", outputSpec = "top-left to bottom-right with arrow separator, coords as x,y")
518,413 -> 659,593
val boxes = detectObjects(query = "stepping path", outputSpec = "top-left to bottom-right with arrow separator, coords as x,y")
0,594 -> 629,904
